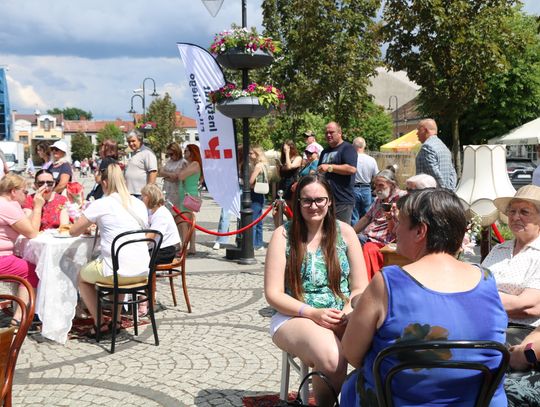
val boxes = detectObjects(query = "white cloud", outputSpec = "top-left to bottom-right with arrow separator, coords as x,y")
6,76 -> 46,110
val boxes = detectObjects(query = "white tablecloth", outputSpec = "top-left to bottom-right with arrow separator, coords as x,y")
15,230 -> 95,344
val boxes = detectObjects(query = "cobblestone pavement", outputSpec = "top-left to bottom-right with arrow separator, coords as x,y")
13,175 -> 290,406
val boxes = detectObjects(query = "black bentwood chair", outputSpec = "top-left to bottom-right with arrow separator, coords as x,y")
95,229 -> 162,353
372,340 -> 509,407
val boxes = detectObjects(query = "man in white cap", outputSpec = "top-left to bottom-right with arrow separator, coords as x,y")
49,139 -> 72,194
125,131 -> 157,197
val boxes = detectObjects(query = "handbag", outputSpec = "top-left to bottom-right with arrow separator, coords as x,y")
254,166 -> 270,195
273,371 -> 340,407
183,193 -> 202,212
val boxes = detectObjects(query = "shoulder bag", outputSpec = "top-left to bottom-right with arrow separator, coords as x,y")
183,192 -> 202,212
254,165 -> 270,195
273,371 -> 340,407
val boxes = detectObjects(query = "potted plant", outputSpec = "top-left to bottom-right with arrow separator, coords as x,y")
209,82 -> 285,119
210,26 -> 280,70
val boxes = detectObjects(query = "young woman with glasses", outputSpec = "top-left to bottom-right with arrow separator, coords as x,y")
264,174 -> 368,406
22,169 -> 69,231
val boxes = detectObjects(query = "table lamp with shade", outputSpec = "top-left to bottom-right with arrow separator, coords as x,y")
454,144 -> 516,259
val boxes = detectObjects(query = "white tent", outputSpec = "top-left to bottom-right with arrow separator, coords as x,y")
488,117 -> 540,145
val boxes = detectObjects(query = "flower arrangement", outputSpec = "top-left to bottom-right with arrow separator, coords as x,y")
461,213 -> 482,255
210,26 -> 280,56
209,82 -> 285,110
136,121 -> 157,131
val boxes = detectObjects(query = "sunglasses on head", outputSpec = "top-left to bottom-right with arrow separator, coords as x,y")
36,181 -> 55,187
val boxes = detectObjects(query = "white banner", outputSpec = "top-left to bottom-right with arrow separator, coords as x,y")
177,43 -> 240,217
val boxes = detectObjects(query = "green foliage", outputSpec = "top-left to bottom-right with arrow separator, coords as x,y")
144,93 -> 179,159
458,10 -> 540,144
47,107 -> 93,120
383,0 -> 520,173
96,123 -> 125,151
262,0 -> 382,129
348,101 -> 393,151
70,132 -> 94,161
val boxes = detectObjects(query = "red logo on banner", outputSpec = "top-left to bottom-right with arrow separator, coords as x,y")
204,136 -> 233,159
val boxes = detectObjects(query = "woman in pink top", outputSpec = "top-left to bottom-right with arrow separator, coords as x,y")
0,174 -> 44,325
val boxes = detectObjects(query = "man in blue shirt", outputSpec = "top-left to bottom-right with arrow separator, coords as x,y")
318,121 -> 357,223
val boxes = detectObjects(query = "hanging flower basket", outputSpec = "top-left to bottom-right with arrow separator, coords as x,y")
216,47 -> 274,70
210,83 -> 285,119
136,121 -> 157,131
216,96 -> 273,119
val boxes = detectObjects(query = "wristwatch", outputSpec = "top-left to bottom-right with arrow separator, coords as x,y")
524,342 -> 538,367
327,165 -> 334,173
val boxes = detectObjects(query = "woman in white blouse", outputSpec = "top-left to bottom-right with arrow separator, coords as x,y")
482,185 -> 540,327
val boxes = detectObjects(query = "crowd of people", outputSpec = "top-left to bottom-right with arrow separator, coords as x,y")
1,117 -> 540,405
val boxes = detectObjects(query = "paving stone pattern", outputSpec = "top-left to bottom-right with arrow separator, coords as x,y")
13,177 -> 294,406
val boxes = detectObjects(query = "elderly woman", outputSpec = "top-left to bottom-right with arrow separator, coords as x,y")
264,174 -> 368,406
353,166 -> 405,280
22,169 -> 69,230
159,142 -> 186,210
70,164 -> 150,337
49,140 -> 72,194
0,174 -> 43,325
341,189 -> 508,406
405,173 -> 437,191
482,185 -> 540,328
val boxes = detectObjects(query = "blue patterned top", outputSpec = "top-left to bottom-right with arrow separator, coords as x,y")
284,221 -> 350,309
341,265 -> 508,406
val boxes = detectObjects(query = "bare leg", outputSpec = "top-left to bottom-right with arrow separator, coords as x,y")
78,279 -> 98,323
273,318 -> 347,406
12,285 -> 29,323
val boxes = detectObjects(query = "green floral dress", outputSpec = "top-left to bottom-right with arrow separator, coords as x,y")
284,222 -> 350,309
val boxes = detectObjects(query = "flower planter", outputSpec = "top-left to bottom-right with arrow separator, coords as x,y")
216,96 -> 273,119
216,48 -> 274,70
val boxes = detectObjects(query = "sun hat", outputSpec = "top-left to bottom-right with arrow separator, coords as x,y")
51,140 -> 68,153
493,184 -> 540,214
305,144 -> 318,154
303,130 -> 314,138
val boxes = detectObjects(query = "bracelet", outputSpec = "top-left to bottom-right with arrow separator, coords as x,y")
298,304 -> 309,317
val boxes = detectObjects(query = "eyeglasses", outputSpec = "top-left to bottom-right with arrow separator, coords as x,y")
299,197 -> 329,208
305,151 -> 314,156
506,207 -> 537,218
50,147 -> 60,152
36,181 -> 55,187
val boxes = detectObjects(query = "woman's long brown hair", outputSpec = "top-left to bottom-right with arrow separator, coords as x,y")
285,174 -> 346,302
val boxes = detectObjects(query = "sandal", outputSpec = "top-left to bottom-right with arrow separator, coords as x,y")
84,322 -> 111,339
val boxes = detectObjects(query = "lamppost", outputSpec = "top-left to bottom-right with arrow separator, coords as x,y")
127,78 -> 159,136
387,95 -> 399,137
201,0 -> 256,264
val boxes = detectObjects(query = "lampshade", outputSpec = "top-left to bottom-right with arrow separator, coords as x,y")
455,145 -> 516,227
201,0 -> 224,17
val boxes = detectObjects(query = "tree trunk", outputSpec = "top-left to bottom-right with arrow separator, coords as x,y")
451,117 -> 461,177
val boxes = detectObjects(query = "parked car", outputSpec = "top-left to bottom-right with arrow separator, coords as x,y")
506,157 -> 536,189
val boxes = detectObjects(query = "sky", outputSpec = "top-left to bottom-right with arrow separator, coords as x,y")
1,0 -> 539,121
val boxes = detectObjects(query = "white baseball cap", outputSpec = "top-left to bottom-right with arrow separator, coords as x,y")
51,140 -> 68,153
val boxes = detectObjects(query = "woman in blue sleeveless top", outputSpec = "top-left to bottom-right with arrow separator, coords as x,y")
265,174 -> 368,406
341,189 -> 508,406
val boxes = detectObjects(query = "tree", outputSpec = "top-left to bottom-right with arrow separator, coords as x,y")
349,101 -> 393,151
261,0 -> 382,129
458,10 -> 540,144
382,0 -> 520,174
47,107 -> 93,120
71,132 -> 94,161
144,93 -> 178,158
96,123 -> 125,151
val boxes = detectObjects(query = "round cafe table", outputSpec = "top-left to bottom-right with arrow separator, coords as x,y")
15,230 -> 96,344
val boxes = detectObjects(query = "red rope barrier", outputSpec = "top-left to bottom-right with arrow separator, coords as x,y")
169,202 -> 275,236
491,223 -> 504,243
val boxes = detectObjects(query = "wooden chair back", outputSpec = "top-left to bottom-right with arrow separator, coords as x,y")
0,276 -> 35,407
